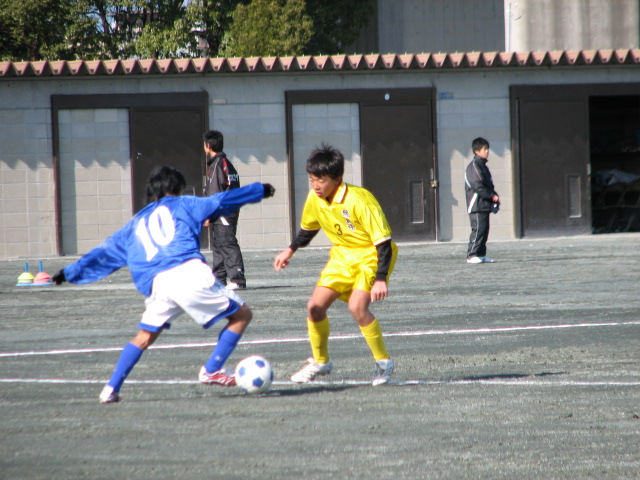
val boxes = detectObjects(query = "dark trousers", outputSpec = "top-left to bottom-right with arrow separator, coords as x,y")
467,211 -> 491,258
211,222 -> 245,286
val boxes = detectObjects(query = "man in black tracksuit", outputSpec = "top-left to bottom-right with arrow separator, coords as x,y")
203,130 -> 246,288
465,137 -> 500,264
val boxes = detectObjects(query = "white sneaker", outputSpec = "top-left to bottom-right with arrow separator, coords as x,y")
372,358 -> 394,386
291,357 -> 333,383
466,256 -> 483,264
99,385 -> 120,404
481,256 -> 495,263
227,282 -> 246,290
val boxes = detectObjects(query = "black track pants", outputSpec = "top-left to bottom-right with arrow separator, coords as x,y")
467,211 -> 491,258
211,222 -> 246,286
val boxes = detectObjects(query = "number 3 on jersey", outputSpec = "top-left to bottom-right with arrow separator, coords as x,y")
135,205 -> 176,261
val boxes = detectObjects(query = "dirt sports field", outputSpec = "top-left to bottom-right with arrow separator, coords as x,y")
1,234 -> 639,479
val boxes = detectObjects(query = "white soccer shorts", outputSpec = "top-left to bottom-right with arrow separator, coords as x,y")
139,259 -> 243,332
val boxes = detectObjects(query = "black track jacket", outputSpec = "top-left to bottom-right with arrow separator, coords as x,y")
205,152 -> 241,225
465,155 -> 498,213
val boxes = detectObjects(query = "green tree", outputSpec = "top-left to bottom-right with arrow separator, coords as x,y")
305,0 -> 374,55
186,0 -> 247,58
0,0 -> 94,60
221,0 -> 374,57
221,0 -> 313,57
0,0 -> 374,61
135,0 -> 249,58
88,0 -> 193,59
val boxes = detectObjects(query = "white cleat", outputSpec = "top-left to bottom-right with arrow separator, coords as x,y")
372,358 -> 394,386
291,357 -> 334,383
99,385 -> 120,404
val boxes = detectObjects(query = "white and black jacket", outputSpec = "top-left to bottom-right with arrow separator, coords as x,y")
205,152 -> 241,225
465,155 -> 498,213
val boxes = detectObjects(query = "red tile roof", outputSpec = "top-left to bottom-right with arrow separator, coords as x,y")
1,49 -> 638,77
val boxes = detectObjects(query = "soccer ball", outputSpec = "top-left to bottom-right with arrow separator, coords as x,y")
235,355 -> 274,394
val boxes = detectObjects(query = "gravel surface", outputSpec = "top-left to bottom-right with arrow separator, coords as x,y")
1,234 -> 639,479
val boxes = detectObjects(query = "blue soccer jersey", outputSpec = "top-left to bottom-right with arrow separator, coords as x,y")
63,182 -> 265,296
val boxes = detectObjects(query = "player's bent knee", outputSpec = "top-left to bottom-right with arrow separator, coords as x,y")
348,304 -> 368,319
348,297 -> 370,319
307,303 -> 327,322
132,329 -> 161,350
229,304 -> 253,329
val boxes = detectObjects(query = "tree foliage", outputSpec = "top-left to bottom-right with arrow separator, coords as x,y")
0,0 -> 91,60
305,0 -> 374,55
0,0 -> 374,61
221,0 -> 313,57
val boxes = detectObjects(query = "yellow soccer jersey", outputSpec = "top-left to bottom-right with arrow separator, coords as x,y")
300,182 -> 392,247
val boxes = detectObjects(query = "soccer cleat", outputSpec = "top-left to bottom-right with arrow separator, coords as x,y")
372,358 -> 394,386
199,366 -> 236,386
481,256 -> 495,263
466,256 -> 483,264
291,357 -> 334,383
227,282 -> 246,290
99,385 -> 120,404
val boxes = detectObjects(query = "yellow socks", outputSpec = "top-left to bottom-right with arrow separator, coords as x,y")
308,317 -> 389,363
359,318 -> 389,361
308,317 -> 330,364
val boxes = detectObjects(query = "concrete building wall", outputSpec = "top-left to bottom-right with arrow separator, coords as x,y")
0,66 -> 639,259
377,0 -> 505,54
291,103 -> 361,247
507,0 -> 640,52
0,96 -> 54,258
58,108 -> 131,254
372,0 -> 639,55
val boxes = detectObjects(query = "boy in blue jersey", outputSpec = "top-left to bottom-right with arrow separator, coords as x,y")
52,166 -> 275,404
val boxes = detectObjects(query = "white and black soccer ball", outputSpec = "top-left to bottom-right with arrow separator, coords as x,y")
235,355 -> 274,394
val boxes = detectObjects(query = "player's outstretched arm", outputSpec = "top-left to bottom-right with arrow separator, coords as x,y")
207,182 -> 275,221
273,248 -> 294,271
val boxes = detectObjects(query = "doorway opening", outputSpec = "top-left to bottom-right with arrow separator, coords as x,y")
589,96 -> 640,234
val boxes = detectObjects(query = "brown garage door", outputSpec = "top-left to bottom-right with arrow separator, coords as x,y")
512,85 -> 590,237
361,96 -> 436,241
130,107 -> 206,212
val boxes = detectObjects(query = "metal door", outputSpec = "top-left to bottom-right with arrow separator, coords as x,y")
361,100 -> 436,241
512,86 -> 590,237
129,107 -> 206,212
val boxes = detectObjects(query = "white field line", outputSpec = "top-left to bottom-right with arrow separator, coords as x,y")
0,378 -> 639,387
3,322 -> 639,388
1,320 -> 639,358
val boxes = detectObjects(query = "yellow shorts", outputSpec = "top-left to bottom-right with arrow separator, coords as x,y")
317,242 -> 398,302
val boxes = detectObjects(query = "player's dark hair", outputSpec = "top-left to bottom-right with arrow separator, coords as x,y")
472,137 -> 490,152
146,166 -> 186,203
306,143 -> 344,179
203,130 -> 224,152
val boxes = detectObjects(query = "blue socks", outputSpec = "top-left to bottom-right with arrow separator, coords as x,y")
106,329 -> 242,392
205,328 -> 242,373
107,343 -> 144,393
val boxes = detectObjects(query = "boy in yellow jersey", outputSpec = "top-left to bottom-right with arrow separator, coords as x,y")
273,144 -> 398,385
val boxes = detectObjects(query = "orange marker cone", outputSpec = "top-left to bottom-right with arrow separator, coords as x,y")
33,261 -> 53,286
